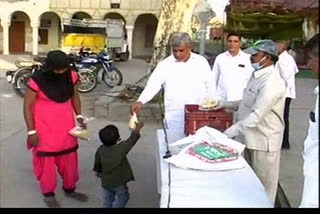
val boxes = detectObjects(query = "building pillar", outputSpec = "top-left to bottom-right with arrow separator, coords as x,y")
31,22 -> 39,56
1,20 -> 11,55
126,25 -> 134,60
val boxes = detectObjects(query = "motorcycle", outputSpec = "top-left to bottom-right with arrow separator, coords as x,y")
75,46 -> 123,89
6,56 -> 45,97
68,47 -> 98,93
5,49 -> 98,97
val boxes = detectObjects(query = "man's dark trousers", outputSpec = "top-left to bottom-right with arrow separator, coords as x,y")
282,97 -> 291,149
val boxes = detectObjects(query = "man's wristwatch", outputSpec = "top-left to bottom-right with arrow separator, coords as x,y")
27,130 -> 37,136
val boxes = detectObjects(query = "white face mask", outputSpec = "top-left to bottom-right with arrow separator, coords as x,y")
251,56 -> 266,71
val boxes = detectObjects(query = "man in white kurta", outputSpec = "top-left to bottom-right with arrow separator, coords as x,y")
214,40 -> 286,205
213,33 -> 253,102
299,33 -> 319,208
130,32 -> 215,137
275,41 -> 299,149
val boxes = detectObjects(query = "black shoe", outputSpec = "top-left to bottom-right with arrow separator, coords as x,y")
282,143 -> 290,150
64,191 -> 88,202
43,196 -> 60,208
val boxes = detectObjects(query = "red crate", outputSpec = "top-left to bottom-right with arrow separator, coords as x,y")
184,104 -> 233,135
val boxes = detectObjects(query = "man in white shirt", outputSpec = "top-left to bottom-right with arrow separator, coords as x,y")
287,44 -> 297,61
130,32 -> 215,137
212,33 -> 253,102
275,41 -> 299,149
299,33 -> 319,208
214,40 -> 286,205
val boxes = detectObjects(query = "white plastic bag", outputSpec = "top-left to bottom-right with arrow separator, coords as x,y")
69,116 -> 94,141
128,113 -> 139,130
69,126 -> 90,141
164,126 -> 246,171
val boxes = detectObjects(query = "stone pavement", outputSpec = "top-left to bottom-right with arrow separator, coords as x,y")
0,54 -> 318,208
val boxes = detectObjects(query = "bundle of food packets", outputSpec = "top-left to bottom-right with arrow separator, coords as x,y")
69,116 -> 94,141
199,98 -> 219,110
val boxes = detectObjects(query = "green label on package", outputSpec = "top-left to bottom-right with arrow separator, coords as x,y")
194,145 -> 231,160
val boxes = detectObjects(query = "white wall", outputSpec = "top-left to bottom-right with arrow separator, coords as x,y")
133,15 -> 157,57
0,0 -> 161,55
38,13 -> 60,53
0,0 -> 50,53
0,24 -> 3,52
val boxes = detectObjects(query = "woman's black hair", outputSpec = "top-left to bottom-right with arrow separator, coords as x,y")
45,50 -> 70,70
31,50 -> 74,103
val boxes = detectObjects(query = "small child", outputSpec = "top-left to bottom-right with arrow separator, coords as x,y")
93,121 -> 144,208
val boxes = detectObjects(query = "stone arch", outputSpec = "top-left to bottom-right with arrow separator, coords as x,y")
132,13 -> 158,59
8,11 -> 31,53
103,12 -> 128,52
38,11 -> 62,53
104,12 -> 127,35
104,12 -> 126,24
72,12 -> 92,20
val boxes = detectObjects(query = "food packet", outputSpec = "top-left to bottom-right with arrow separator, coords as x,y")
200,98 -> 219,110
69,126 -> 90,141
69,116 -> 94,141
128,113 -> 138,130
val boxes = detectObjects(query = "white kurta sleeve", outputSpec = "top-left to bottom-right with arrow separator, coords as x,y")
137,62 -> 166,104
276,59 -> 293,82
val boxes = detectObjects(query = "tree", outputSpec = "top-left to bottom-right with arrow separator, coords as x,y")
150,0 -> 200,70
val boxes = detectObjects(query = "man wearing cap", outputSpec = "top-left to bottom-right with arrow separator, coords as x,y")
214,40 -> 286,205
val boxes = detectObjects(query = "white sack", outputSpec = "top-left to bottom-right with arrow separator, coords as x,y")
165,126 -> 246,171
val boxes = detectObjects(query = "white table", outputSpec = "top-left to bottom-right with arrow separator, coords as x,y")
156,129 -> 273,208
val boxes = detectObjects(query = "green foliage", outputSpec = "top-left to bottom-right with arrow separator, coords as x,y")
225,12 -> 304,40
193,40 -> 224,56
296,69 -> 316,79
241,38 -> 257,49
192,28 -> 201,42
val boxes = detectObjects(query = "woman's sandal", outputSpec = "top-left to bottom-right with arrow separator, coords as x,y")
64,191 -> 88,202
43,196 -> 60,208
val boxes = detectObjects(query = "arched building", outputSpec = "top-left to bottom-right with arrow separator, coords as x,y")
0,0 -> 161,59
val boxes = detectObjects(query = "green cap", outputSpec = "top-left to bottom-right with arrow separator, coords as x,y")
244,39 -> 278,57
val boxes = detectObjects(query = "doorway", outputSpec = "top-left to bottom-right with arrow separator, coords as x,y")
9,21 -> 25,53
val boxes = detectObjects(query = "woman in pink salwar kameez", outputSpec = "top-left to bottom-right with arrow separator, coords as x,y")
23,50 -> 88,208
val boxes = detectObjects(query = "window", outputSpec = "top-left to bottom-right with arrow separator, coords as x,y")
38,29 -> 48,44
111,0 -> 120,8
40,19 -> 51,28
